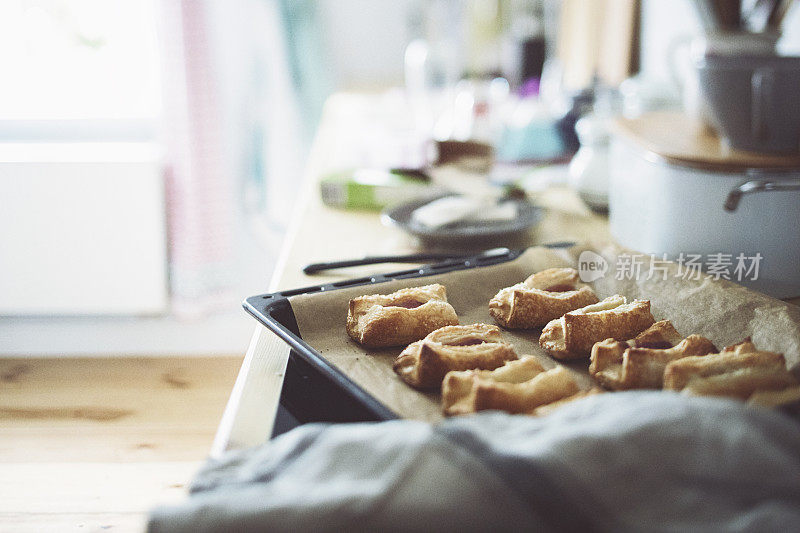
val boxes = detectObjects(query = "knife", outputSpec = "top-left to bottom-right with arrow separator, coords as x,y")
302,241 -> 576,274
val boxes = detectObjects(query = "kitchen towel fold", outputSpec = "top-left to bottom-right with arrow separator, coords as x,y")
149,391 -> 800,533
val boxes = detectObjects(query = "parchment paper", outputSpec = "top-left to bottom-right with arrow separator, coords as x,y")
289,244 -> 800,422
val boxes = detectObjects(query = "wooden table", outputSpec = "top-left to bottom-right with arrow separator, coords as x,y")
212,94 -> 612,454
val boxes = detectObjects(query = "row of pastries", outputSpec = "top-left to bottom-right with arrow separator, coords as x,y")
346,268 -> 800,416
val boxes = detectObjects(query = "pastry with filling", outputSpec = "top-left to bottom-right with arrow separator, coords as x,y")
393,324 -> 517,390
529,388 -> 604,417
663,338 -> 798,400
489,268 -> 599,329
624,320 -> 684,349
442,357 -> 545,415
539,295 -> 655,360
442,358 -> 581,415
589,320 -> 717,390
346,284 -> 458,348
747,386 -> 800,409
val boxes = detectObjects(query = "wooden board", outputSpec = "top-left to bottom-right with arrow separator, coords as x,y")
614,112 -> 800,172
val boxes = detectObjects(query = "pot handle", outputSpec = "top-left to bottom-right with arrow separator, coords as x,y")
724,177 -> 800,212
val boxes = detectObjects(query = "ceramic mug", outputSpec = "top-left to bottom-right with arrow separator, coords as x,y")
696,53 -> 800,153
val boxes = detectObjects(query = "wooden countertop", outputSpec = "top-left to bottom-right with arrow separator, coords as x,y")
271,95 -> 611,290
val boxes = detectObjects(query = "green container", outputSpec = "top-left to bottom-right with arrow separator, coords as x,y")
320,169 -> 439,211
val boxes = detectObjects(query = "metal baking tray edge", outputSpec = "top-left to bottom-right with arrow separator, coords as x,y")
242,249 -> 525,428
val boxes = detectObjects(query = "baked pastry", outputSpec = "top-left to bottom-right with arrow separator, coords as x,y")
488,268 -> 599,329
589,321 -> 717,390
747,386 -> 800,409
346,284 -> 458,348
529,388 -> 604,417
393,324 -> 517,389
442,357 -> 545,415
663,338 -> 798,400
625,320 -> 684,349
442,358 -> 581,415
539,295 -> 655,360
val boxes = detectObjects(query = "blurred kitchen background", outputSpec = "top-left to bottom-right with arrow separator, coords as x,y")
1,0 -> 798,356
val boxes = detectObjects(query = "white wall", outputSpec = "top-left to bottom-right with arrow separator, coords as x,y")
639,0 -> 702,86
317,0 -> 800,92
318,0 -> 416,89
778,4 -> 800,54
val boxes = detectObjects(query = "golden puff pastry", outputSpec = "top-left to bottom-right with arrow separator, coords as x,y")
663,338 -> 798,400
539,295 -> 655,360
528,388 -> 604,417
442,357 -> 546,415
442,359 -> 581,415
488,268 -> 599,329
393,324 -> 517,390
747,386 -> 800,409
626,320 -> 684,349
346,284 -> 458,348
589,321 -> 717,390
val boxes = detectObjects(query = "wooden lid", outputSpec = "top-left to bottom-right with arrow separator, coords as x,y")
613,111 -> 800,172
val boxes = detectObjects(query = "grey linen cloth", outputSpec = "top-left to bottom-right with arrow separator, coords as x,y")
149,391 -> 800,532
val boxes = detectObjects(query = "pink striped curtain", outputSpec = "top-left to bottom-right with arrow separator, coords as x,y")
158,0 -> 236,317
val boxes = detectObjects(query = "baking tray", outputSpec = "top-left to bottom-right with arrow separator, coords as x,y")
245,244 -> 800,438
243,249 -> 526,436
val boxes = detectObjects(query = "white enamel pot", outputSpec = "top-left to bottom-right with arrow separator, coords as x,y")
609,138 -> 800,298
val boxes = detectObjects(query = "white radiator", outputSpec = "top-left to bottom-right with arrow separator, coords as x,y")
0,143 -> 168,315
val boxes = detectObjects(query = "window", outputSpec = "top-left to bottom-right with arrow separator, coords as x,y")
0,0 -> 167,316
0,0 -> 160,138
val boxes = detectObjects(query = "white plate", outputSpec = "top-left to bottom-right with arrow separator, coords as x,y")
381,194 -> 542,245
